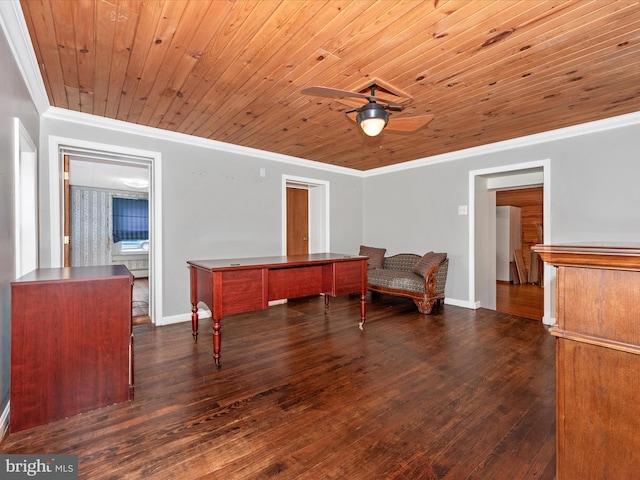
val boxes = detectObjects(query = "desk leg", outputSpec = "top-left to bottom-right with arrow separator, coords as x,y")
213,318 -> 221,366
324,294 -> 330,313
191,303 -> 199,340
359,292 -> 366,330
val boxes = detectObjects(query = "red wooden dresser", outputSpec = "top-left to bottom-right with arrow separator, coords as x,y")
10,265 -> 134,432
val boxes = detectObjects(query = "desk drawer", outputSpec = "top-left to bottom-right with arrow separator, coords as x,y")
331,260 -> 365,296
268,266 -> 322,300
219,269 -> 265,316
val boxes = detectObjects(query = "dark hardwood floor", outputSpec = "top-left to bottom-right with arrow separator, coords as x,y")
2,294 -> 556,479
132,277 -> 151,324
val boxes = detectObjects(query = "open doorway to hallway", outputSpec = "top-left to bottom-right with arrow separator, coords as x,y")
495,186 -> 544,320
470,160 -> 553,325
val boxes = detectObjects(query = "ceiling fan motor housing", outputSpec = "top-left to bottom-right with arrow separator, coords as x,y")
356,102 -> 389,136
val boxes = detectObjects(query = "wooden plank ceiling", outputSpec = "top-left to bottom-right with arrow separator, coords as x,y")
20,0 -> 640,171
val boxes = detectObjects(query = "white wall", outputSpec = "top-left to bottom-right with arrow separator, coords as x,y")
39,115 -> 364,322
0,17 -> 40,431
363,115 -> 640,321
363,158 -> 471,304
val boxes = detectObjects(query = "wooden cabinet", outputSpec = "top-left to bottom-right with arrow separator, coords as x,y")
11,265 -> 134,432
534,244 -> 640,479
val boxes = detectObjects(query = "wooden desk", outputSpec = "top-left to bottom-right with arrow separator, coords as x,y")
534,243 -> 640,479
11,265 -> 134,432
187,253 -> 368,365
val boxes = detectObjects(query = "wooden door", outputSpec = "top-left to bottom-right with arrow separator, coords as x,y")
286,187 -> 308,256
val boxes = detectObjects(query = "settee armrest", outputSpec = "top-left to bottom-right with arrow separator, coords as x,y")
427,257 -> 448,298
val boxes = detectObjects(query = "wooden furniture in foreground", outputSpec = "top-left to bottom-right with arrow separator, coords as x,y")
188,253 -> 368,365
534,243 -> 640,480
10,265 -> 134,433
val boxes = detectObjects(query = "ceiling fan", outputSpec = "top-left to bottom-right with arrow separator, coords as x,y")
301,84 -> 434,137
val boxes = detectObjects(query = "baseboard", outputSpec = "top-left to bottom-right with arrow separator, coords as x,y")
0,401 -> 9,442
158,297 -> 476,327
157,308 -> 211,326
444,297 -> 480,309
157,301 -> 288,326
542,315 -> 556,326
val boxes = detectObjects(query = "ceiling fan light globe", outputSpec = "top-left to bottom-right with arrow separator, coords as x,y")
356,103 -> 389,136
360,118 -> 387,136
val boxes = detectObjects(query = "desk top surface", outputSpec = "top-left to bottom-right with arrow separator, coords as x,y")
12,265 -> 133,284
187,253 -> 367,271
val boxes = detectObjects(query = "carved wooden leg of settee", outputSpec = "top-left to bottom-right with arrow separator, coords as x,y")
414,297 -> 436,314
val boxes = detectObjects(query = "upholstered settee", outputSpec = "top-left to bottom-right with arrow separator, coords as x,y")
360,247 -> 448,314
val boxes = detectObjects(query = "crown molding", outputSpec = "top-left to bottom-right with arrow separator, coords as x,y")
43,107 -> 363,176
363,110 -> 640,177
0,0 -> 49,114
39,106 -> 640,180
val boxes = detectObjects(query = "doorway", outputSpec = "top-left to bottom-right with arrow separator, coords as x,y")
47,137 -> 163,325
13,118 -> 38,278
495,186 -> 544,319
469,160 -> 553,325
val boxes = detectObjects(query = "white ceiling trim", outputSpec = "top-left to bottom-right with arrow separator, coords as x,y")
0,0 -> 49,114
42,106 -> 362,176
44,106 -> 640,180
363,110 -> 640,177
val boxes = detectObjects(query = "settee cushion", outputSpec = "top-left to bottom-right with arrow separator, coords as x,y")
359,245 -> 386,270
412,252 -> 447,278
367,269 -> 425,293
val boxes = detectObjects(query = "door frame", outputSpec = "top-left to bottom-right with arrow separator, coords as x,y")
468,159 -> 554,325
47,136 -> 163,324
281,175 -> 330,255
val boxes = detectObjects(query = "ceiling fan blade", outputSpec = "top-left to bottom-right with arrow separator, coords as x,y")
386,115 -> 434,132
301,86 -> 369,100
